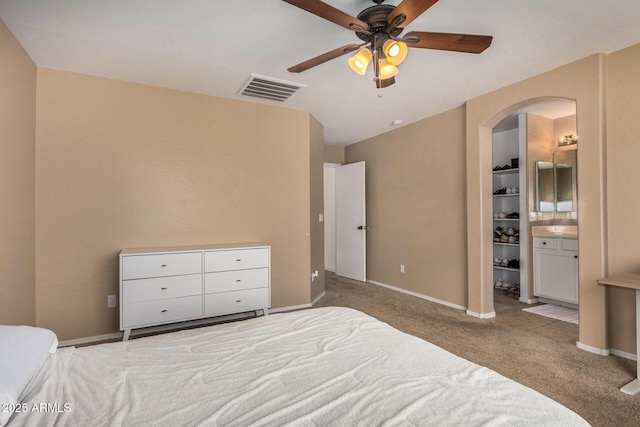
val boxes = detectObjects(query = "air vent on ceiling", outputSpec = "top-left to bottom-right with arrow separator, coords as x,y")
238,74 -> 306,103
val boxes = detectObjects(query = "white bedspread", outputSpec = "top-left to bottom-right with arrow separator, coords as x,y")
11,307 -> 588,426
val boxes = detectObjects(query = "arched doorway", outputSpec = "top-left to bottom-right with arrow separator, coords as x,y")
465,72 -> 608,353
487,98 -> 577,315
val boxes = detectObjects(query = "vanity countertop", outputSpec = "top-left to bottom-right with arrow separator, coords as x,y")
531,225 -> 578,238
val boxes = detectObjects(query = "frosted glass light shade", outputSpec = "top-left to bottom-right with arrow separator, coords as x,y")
378,58 -> 399,79
348,48 -> 372,75
382,40 -> 408,65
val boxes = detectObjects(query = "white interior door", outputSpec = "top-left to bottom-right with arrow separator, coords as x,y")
336,161 -> 366,281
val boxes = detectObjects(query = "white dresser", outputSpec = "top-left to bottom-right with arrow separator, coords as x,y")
120,243 -> 270,340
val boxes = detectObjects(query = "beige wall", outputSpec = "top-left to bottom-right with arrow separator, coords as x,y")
605,42 -> 640,354
0,19 -> 36,325
310,117 -> 325,302
554,115 -> 577,141
35,69 -> 315,340
346,107 -> 468,307
324,145 -> 345,164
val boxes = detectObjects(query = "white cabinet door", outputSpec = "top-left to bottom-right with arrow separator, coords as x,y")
534,249 -> 578,303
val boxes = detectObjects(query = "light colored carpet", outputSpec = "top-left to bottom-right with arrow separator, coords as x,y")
316,271 -> 640,427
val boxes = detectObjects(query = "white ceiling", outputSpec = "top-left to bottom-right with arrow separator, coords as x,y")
1,0 -> 639,146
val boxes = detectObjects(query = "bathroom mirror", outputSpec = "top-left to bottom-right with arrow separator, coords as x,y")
536,161 -> 555,212
535,151 -> 577,212
554,150 -> 577,212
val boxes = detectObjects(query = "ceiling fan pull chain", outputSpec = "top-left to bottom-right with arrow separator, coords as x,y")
372,46 -> 380,82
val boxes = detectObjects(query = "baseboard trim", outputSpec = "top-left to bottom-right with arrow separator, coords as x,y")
270,303 -> 310,313
610,348 -> 638,361
368,280 -> 467,312
311,291 -> 326,306
576,341 -> 611,356
577,343 -> 637,361
58,332 -> 123,348
59,296 -> 330,348
466,310 -> 497,319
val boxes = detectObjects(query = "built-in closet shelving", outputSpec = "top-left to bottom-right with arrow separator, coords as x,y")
492,113 -> 528,302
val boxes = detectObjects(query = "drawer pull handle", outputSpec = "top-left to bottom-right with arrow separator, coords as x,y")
161,287 -> 167,290
236,259 -> 242,262
236,279 -> 242,282
161,309 -> 168,313
161,264 -> 168,267
235,300 -> 241,303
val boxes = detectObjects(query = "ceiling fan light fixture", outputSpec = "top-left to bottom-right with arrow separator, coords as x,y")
382,40 -> 408,65
348,48 -> 372,75
377,58 -> 398,79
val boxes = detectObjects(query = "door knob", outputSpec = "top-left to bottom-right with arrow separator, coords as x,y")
357,225 -> 368,230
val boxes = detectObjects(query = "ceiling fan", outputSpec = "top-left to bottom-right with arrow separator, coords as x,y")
283,0 -> 493,88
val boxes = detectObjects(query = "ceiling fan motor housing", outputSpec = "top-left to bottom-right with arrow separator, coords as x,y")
355,4 -> 403,53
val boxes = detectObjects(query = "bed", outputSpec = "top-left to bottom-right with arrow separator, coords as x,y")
4,307 -> 588,426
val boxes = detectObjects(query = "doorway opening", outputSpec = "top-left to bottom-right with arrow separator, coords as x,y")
489,98 -> 578,316
323,162 -> 367,282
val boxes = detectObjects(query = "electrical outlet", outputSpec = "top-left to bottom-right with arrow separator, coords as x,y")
107,295 -> 117,308
319,213 -> 324,223
400,264 -> 405,273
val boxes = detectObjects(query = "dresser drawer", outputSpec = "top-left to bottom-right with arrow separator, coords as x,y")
122,295 -> 202,328
123,274 -> 202,303
122,252 -> 201,280
533,237 -> 558,249
204,248 -> 269,272
204,288 -> 269,317
205,268 -> 269,294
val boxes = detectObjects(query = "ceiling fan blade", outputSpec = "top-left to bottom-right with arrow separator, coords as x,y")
404,31 -> 493,53
375,76 -> 396,89
287,44 -> 361,73
282,0 -> 368,31
387,0 -> 439,28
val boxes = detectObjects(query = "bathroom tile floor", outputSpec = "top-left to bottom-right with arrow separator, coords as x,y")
522,303 -> 579,324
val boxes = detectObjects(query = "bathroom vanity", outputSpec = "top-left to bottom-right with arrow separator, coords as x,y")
532,225 -> 578,304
